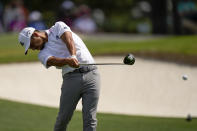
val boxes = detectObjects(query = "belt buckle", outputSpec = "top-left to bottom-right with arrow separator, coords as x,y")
79,66 -> 90,73
79,68 -> 84,73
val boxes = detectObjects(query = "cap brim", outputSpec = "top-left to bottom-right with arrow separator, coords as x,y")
25,50 -> 28,55
24,39 -> 30,55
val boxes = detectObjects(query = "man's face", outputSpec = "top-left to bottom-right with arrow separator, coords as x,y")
29,33 -> 45,50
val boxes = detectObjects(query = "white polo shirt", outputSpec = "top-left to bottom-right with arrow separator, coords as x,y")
38,21 -> 95,76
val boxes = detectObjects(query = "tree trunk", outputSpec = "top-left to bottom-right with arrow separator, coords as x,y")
151,0 -> 168,34
172,0 -> 182,35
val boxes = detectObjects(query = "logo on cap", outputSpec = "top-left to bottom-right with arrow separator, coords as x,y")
26,30 -> 31,37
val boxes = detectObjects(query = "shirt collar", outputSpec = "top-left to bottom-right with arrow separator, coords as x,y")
45,30 -> 50,36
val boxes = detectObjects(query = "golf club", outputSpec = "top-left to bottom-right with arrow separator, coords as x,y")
80,54 -> 135,66
80,63 -> 125,65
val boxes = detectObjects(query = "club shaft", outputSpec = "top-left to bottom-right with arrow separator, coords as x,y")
80,63 -> 125,65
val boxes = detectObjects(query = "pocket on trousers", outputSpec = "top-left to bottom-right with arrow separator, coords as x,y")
92,69 -> 99,76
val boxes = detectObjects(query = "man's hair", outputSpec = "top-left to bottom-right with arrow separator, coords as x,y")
34,30 -> 40,32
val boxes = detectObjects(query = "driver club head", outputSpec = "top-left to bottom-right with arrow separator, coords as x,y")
123,54 -> 135,65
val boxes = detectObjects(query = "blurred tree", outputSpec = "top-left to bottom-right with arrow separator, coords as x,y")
150,0 -> 168,34
1,0 -> 161,33
73,0 -> 134,15
172,0 -> 182,35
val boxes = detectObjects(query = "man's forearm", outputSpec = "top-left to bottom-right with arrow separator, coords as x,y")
61,32 -> 76,56
47,56 -> 68,67
47,56 -> 79,68
66,38 -> 76,56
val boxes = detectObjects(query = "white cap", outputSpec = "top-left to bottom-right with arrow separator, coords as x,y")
18,27 -> 35,55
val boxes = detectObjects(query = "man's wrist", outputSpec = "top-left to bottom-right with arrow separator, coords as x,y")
71,55 -> 77,60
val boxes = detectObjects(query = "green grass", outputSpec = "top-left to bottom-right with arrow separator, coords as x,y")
0,33 -> 38,63
0,99 -> 197,131
84,35 -> 197,56
0,33 -> 197,64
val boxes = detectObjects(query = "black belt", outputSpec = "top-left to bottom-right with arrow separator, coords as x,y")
71,66 -> 97,73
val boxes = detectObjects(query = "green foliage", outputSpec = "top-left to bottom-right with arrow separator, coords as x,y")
1,0 -> 135,14
73,0 -> 134,12
42,11 -> 56,27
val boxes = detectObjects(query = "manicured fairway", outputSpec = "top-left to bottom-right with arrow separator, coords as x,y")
0,33 -> 197,64
0,99 -> 196,131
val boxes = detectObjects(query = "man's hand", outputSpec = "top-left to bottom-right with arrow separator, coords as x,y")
60,31 -> 79,68
66,57 -> 79,68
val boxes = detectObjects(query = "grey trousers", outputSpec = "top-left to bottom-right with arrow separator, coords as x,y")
54,68 -> 100,131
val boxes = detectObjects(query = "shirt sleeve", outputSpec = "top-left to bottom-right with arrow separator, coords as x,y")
38,51 -> 53,69
55,21 -> 72,38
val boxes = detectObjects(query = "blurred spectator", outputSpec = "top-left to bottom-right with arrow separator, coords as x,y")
131,6 -> 143,19
3,0 -> 27,32
139,1 -> 152,14
0,1 -> 4,33
57,0 -> 76,27
28,11 -> 46,30
131,1 -> 151,34
131,1 -> 151,19
137,22 -> 151,34
92,8 -> 105,26
73,5 -> 97,34
19,0 -> 29,22
178,0 -> 197,33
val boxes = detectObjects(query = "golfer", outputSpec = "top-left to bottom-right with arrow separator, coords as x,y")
18,21 -> 100,131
